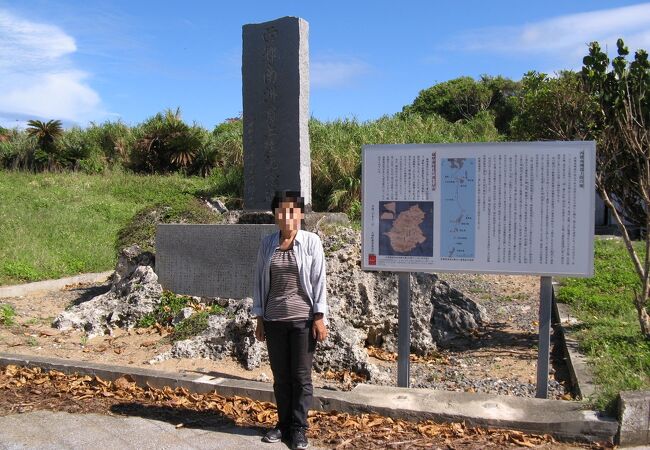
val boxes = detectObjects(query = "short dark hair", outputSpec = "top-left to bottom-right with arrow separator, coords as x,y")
271,190 -> 305,211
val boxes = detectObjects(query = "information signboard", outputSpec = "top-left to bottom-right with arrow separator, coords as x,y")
362,142 -> 595,277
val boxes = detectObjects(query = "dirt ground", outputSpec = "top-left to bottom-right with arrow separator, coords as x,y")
0,273 -> 569,396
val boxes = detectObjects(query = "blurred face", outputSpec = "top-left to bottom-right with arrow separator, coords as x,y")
274,199 -> 304,234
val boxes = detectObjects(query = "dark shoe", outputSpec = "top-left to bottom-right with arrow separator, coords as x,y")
262,427 -> 283,443
292,428 -> 309,449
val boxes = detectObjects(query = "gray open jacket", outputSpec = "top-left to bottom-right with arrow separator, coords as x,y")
252,229 -> 328,324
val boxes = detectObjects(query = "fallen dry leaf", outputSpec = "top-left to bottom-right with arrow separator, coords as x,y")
0,364 -> 596,450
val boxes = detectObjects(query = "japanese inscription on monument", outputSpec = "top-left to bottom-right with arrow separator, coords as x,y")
156,225 -> 277,298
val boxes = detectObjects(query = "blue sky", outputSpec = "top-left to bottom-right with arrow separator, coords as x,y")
2,1 -> 650,129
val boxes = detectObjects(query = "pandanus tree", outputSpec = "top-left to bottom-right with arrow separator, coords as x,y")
582,39 -> 650,338
133,108 -> 203,173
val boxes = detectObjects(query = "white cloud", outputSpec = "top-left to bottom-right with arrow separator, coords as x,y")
311,56 -> 370,88
0,9 -> 107,126
454,3 -> 650,55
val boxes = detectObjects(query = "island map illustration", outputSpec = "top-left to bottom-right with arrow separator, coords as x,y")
379,201 -> 434,256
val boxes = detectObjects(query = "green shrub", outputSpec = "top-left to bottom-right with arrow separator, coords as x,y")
402,75 -> 520,134
212,119 -> 243,170
115,196 -> 220,254
208,304 -> 226,315
0,133 -> 38,170
78,154 -> 107,174
205,166 -> 244,207
190,119 -> 245,201
136,290 -> 193,328
509,71 -> 596,141
86,120 -> 134,165
56,127 -> 104,170
137,314 -> 156,328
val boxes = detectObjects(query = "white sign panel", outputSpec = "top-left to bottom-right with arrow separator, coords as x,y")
362,142 -> 595,277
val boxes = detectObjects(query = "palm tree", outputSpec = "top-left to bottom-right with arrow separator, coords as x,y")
26,119 -> 63,149
26,119 -> 64,171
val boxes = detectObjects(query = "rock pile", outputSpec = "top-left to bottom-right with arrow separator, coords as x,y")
53,246 -> 161,337
152,298 -> 265,370
54,225 -> 488,382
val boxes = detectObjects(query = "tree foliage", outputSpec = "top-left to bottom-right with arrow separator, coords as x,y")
582,38 -> 650,338
402,75 -> 519,134
509,71 -> 597,141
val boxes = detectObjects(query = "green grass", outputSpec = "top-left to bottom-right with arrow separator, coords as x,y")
0,169 -> 214,286
0,304 -> 16,326
556,238 -> 650,412
137,290 -> 226,343
169,311 -> 210,342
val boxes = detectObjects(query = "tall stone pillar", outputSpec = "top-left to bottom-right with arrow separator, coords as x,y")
242,16 -> 311,211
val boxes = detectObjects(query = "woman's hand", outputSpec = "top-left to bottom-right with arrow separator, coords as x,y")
312,315 -> 328,342
255,317 -> 265,342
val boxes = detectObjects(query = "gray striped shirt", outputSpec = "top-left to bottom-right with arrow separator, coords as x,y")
264,248 -> 312,321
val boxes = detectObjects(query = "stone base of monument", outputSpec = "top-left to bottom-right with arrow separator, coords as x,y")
224,210 -> 350,232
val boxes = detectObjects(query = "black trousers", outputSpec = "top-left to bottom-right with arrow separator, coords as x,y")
264,320 -> 315,433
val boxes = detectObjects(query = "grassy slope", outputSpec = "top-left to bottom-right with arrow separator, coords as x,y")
0,169 -> 213,285
556,238 -> 650,411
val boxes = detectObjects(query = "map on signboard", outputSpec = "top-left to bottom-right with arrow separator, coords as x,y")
379,201 -> 434,256
440,158 -> 476,259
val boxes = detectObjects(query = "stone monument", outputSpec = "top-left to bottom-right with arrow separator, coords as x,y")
242,16 -> 311,210
155,16 -> 317,298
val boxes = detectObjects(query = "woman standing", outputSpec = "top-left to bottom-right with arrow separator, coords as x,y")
252,191 -> 328,450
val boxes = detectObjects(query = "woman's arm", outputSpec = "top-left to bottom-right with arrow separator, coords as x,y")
309,237 -> 327,318
310,236 -> 328,341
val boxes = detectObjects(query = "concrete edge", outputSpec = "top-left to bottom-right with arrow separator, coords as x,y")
551,284 -> 597,401
0,271 -> 114,298
617,390 -> 650,446
0,352 -> 617,444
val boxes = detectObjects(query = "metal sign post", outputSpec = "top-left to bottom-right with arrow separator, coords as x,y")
397,272 -> 411,388
536,276 -> 553,398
